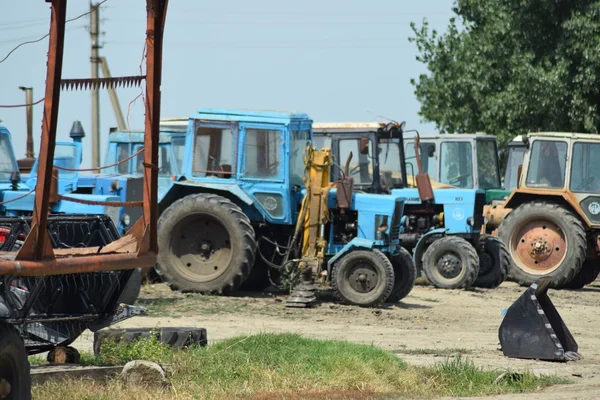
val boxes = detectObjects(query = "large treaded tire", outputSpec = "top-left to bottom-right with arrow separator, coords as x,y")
239,257 -> 271,291
332,249 -> 394,307
474,235 -> 509,289
93,327 -> 207,355
156,194 -> 256,294
117,268 -> 142,305
0,324 -> 30,400
498,202 -> 586,289
387,246 -> 416,303
563,261 -> 600,290
422,236 -> 479,289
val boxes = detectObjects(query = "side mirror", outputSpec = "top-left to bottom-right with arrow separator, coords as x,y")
521,136 -> 530,149
427,144 -> 435,157
360,137 -> 369,155
517,164 -> 522,188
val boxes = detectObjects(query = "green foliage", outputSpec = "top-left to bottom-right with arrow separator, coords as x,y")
410,0 -> 600,145
81,333 -> 173,367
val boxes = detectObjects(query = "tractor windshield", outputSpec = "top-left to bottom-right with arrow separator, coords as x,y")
476,139 -> 501,189
570,142 -> 600,193
0,134 -> 16,181
404,140 -> 435,181
525,140 -> 567,189
172,136 -> 185,175
135,144 -> 174,177
440,141 -> 473,188
378,138 -> 405,189
193,124 -> 235,178
504,144 -> 525,190
338,138 -> 373,186
290,130 -> 311,187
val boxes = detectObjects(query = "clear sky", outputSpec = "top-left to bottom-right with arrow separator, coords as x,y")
0,0 -> 454,168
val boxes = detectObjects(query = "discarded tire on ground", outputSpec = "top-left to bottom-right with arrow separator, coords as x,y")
474,235 -> 509,288
498,202 -> 586,289
93,327 -> 208,355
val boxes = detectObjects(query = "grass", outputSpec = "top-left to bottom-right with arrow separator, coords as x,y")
32,333 -> 566,400
393,348 -> 472,356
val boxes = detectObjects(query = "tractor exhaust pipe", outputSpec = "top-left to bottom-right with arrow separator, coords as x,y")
499,278 -> 582,362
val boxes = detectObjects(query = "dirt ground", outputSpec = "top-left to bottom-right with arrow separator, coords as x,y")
73,280 -> 600,399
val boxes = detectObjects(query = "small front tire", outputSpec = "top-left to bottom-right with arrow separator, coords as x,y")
387,246 -> 416,303
422,236 -> 479,289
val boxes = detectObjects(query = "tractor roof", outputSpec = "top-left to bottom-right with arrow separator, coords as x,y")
108,130 -> 180,144
527,132 -> 600,141
313,122 -> 387,133
402,132 -> 495,140
192,108 -> 311,124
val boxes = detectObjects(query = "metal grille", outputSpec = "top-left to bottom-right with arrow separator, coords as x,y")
193,124 -> 237,178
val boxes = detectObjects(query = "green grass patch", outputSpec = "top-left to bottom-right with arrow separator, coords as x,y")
32,333 -> 566,400
393,348 -> 472,356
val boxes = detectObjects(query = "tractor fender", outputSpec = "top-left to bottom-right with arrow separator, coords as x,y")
413,228 -> 447,272
326,238 -> 375,275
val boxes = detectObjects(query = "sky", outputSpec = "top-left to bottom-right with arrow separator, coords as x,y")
0,0 -> 455,168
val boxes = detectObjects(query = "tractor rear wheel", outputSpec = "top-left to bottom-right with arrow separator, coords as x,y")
157,194 -> 256,294
563,261 -> 600,290
386,246 -> 416,303
332,249 -> 394,307
422,236 -> 479,289
473,235 -> 509,288
0,324 -> 30,400
498,202 -> 586,288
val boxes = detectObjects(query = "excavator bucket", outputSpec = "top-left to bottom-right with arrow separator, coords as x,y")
499,278 -> 582,362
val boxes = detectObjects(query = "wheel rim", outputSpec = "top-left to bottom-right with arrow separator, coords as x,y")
0,353 -> 18,399
170,214 -> 233,283
431,251 -> 466,284
346,261 -> 379,294
510,220 -> 566,275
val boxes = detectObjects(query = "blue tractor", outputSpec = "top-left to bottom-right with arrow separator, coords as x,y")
313,122 -> 509,290
0,124 -> 142,304
152,109 -> 415,307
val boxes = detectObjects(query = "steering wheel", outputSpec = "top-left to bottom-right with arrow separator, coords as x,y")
449,173 -> 471,185
576,176 -> 595,191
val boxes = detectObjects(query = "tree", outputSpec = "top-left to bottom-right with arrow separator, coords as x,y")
410,0 -> 600,145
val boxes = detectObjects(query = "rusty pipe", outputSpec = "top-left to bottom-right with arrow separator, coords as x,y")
0,253 -> 156,277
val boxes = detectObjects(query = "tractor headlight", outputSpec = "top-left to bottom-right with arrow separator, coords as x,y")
121,213 -> 131,227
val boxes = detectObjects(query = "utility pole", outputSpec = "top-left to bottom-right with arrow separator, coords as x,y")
17,86 -> 35,173
99,57 -> 127,131
90,2 -> 101,171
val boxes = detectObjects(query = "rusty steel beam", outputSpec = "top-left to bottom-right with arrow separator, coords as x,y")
0,253 -> 157,277
142,0 -> 168,253
16,0 -> 67,262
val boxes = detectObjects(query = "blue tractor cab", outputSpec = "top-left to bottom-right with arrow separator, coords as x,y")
154,109 -> 415,307
313,123 -> 509,290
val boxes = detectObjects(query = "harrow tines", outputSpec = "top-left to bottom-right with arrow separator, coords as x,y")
60,76 -> 146,91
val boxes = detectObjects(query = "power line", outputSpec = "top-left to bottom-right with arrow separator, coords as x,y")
0,97 -> 44,109
0,0 -> 107,65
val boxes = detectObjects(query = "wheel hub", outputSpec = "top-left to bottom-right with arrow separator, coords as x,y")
513,221 -> 566,274
436,253 -> 462,279
348,263 -> 378,293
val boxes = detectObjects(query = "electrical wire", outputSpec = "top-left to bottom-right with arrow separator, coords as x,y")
0,98 -> 44,109
0,0 -> 108,65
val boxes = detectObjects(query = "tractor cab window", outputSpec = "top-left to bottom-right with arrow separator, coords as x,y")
504,145 -> 526,190
193,125 -> 235,178
526,140 -> 567,189
313,134 -> 331,151
0,135 -> 15,181
53,144 -> 78,179
135,144 -> 173,177
290,130 -> 311,187
338,138 -> 373,185
476,140 -> 501,189
440,141 -> 473,188
172,136 -> 186,174
405,141 -> 436,180
570,142 -> 600,193
245,128 -> 282,179
378,138 -> 404,188
116,143 -> 130,174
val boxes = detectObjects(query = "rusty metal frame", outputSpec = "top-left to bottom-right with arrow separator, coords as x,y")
0,0 -> 168,276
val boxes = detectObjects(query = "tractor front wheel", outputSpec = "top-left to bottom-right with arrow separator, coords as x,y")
422,236 -> 479,289
157,194 -> 257,294
473,235 -> 509,289
498,202 -> 586,288
332,249 -> 394,307
0,324 -> 30,400
386,246 -> 416,303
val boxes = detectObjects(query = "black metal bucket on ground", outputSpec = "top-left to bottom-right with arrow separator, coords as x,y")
499,278 -> 582,362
